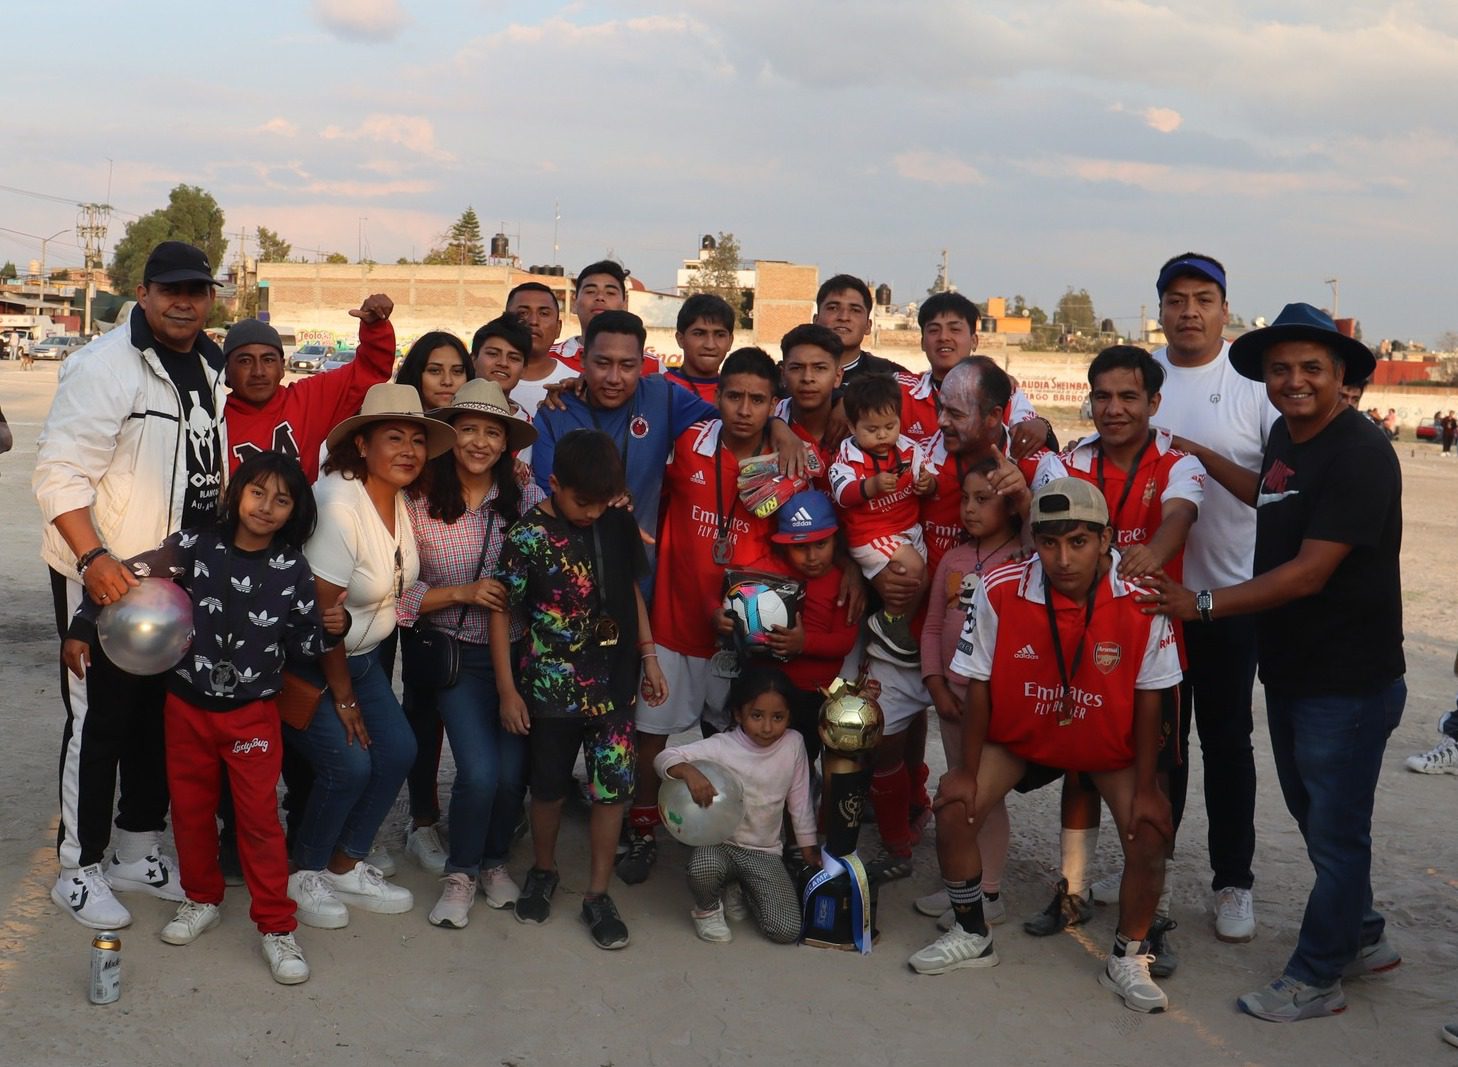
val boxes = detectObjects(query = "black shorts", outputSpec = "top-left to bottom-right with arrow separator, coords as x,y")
1155,686 -> 1182,774
529,713 -> 636,805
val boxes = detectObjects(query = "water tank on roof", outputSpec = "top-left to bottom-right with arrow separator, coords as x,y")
875,283 -> 892,307
491,233 -> 510,258
701,234 -> 716,252
550,265 -> 565,276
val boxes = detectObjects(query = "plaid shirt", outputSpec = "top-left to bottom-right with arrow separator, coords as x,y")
400,480 -> 545,644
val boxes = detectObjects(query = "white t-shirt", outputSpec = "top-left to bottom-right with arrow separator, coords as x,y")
1150,342 -> 1278,589
305,471 -> 420,655
510,359 -> 577,425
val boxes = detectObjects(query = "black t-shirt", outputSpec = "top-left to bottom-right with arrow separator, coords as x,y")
156,346 -> 223,529
840,350 -> 909,386
1253,405 -> 1404,694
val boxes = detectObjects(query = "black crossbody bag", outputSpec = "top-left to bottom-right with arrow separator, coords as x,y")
401,510 -> 498,691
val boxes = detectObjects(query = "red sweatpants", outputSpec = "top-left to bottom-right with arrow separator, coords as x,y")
164,694 -> 296,934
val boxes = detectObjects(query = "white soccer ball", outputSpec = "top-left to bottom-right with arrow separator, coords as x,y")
725,583 -> 790,642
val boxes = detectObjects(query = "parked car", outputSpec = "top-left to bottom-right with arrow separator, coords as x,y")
31,335 -> 87,360
1416,418 -> 1442,442
288,343 -> 332,374
320,348 -> 356,373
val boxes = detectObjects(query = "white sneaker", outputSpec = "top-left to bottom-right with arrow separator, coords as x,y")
288,870 -> 349,929
1214,886 -> 1256,943
52,865 -> 132,929
1090,870 -> 1123,906
915,888 -> 950,917
478,865 -> 520,910
320,861 -> 413,914
1100,949 -> 1168,1013
108,850 -> 186,902
160,900 -> 221,945
261,932 -> 310,985
1406,735 -> 1458,774
908,925 -> 999,975
937,895 -> 1005,931
365,846 -> 397,877
692,904 -> 732,943
723,883 -> 749,921
428,873 -> 476,929
406,825 -> 448,874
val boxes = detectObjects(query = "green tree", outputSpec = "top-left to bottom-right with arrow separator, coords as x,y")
50,268 -> 70,281
0,261 -> 15,281
108,184 -> 228,292
255,226 -> 292,263
424,206 -> 487,266
685,232 -> 750,326
1010,293 -> 1048,327
325,252 -> 350,264
1055,287 -> 1097,333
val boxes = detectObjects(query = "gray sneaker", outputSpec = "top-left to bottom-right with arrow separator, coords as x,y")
1341,936 -> 1401,979
1237,975 -> 1346,1022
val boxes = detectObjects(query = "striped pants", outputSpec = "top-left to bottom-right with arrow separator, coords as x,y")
687,843 -> 801,944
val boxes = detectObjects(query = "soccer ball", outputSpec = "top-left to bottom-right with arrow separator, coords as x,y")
724,582 -> 791,644
819,690 -> 885,755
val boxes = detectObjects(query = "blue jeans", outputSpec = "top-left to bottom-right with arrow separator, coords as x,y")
1265,677 -> 1406,986
436,644 -> 526,875
285,647 -> 418,872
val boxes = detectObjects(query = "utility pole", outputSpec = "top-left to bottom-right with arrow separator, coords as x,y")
358,217 -> 368,264
76,203 -> 112,335
1324,277 -> 1340,320
1139,303 -> 1147,344
552,201 -> 560,267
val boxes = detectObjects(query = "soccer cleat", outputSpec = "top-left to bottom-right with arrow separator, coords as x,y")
866,849 -> 914,885
52,865 -> 132,930
1214,886 -> 1256,943
692,904 -> 733,943
108,849 -> 186,902
1147,916 -> 1180,978
261,932 -> 310,984
427,873 -> 476,929
478,865 -> 520,910
1090,869 -> 1123,906
1101,949 -> 1169,1013
406,824 -> 448,875
514,867 -> 559,925
868,611 -> 918,659
582,894 -> 630,949
160,900 -> 221,945
1341,936 -> 1402,979
908,925 -> 999,975
615,830 -> 658,885
288,870 -> 349,929
1022,878 -> 1092,936
1405,735 -> 1458,774
319,861 -> 413,914
1237,975 -> 1346,1022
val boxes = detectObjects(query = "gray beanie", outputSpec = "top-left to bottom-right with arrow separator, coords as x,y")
224,319 -> 283,358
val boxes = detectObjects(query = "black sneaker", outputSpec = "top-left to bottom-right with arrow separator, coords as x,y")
514,867 -> 559,925
1148,916 -> 1179,978
1022,877 -> 1093,937
582,893 -> 630,949
865,849 -> 914,886
868,611 -> 919,658
616,831 -> 657,885
218,834 -> 244,887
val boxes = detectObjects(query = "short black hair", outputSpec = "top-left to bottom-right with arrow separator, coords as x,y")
220,452 -> 316,549
471,315 -> 532,360
1158,251 -> 1227,299
780,323 -> 843,362
677,293 -> 736,333
816,274 -> 872,311
1087,344 -> 1165,400
719,346 -> 779,392
584,309 -> 646,355
843,374 -> 902,425
553,428 -> 625,502
573,260 -> 628,292
505,281 -> 559,309
1032,519 -> 1107,538
918,291 -> 981,330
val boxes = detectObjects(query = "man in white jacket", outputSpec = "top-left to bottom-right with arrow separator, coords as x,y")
34,241 -> 228,929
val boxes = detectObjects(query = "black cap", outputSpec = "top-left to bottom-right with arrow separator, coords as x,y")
143,241 -> 222,286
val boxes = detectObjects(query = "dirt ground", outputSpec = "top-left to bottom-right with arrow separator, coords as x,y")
1,360 -> 1456,1066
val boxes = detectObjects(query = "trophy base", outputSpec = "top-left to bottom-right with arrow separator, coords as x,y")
799,870 -> 879,950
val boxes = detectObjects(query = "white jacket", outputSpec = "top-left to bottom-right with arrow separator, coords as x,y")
33,311 -> 228,581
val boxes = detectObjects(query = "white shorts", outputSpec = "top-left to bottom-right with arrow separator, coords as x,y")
634,646 -> 731,736
849,524 -> 926,579
864,655 -> 931,737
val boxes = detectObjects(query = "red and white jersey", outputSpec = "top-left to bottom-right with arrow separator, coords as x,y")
895,371 -> 1041,449
1031,428 -> 1205,582
551,334 -> 659,375
919,430 -> 1046,574
651,419 -> 774,659
828,434 -> 928,548
773,397 -> 832,492
950,553 -> 1181,773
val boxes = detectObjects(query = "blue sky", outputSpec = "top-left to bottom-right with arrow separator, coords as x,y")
3,1 -> 1455,345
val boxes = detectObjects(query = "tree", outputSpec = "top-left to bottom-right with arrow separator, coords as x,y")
1010,293 -> 1048,326
424,206 -> 487,266
0,261 -> 17,281
325,252 -> 350,264
50,268 -> 70,281
684,231 -> 750,326
108,184 -> 228,292
1027,305 -> 1048,327
255,226 -> 292,263
1055,287 -> 1097,333
1436,331 -> 1458,353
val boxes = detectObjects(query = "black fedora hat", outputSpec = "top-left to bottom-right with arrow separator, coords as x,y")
1229,302 -> 1375,386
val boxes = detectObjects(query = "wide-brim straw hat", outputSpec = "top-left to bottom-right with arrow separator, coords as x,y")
324,382 -> 457,458
429,378 -> 538,453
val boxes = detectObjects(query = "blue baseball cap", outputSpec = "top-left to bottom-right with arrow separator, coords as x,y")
1156,255 -> 1226,298
771,490 -> 837,544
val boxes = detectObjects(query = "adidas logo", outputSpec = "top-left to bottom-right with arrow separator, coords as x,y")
1014,644 -> 1039,660
907,421 -> 924,435
788,506 -> 813,527
691,470 -> 707,485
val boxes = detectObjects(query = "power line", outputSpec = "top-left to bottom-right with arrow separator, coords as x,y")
0,181 -> 140,219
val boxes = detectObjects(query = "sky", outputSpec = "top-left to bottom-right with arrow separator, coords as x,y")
3,1 -> 1455,345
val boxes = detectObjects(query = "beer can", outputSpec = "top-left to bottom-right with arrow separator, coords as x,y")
89,931 -> 121,1004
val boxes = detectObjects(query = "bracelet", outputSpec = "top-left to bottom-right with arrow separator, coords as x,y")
641,653 -> 659,661
77,547 -> 109,575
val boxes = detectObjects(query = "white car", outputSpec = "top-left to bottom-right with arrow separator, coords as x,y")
320,349 -> 356,373
31,335 -> 87,360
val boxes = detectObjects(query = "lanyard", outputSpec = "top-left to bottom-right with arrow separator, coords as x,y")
711,427 -> 769,557
1041,568 -> 1099,726
1095,432 -> 1154,535
589,393 -> 637,473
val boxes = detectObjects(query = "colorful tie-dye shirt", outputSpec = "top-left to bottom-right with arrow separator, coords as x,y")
496,502 -> 647,719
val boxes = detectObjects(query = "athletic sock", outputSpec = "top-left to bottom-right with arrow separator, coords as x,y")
112,828 -> 155,864
1112,930 -> 1149,958
628,804 -> 660,837
907,759 -> 932,812
1157,869 -> 1172,918
945,877 -> 988,936
1061,826 -> 1099,897
870,762 -> 914,854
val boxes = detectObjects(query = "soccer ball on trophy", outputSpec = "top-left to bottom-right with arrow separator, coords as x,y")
818,678 -> 884,756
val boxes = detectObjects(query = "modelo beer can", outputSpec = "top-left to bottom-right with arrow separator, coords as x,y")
89,932 -> 121,1004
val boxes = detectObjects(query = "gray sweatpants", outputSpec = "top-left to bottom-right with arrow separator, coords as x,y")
687,843 -> 801,944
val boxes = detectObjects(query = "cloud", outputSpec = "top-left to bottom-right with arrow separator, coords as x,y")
1142,107 -> 1182,134
257,117 -> 298,137
1030,154 -> 1400,198
313,0 -> 407,43
893,151 -> 986,187
320,114 -> 454,162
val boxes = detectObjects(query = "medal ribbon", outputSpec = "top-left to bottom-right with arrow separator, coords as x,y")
1041,569 -> 1100,726
1095,431 -> 1155,537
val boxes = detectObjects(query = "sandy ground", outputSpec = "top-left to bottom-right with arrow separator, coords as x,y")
1,360 -> 1456,1066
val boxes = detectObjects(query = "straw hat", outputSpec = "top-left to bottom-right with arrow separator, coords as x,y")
324,382 -> 456,458
429,378 -> 538,452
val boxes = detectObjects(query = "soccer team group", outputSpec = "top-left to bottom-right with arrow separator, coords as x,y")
32,241 -> 1414,1027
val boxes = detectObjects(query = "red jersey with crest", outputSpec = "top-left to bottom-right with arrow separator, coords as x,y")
651,419 -> 773,659
551,335 -> 660,375
828,435 -> 929,548
663,368 -> 719,403
920,430 -> 1046,574
949,554 -> 1181,772
895,371 -> 1043,449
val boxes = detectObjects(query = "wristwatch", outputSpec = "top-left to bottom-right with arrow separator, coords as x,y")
1195,590 -> 1214,624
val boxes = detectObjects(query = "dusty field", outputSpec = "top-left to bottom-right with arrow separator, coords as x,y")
1,360 -> 1455,1066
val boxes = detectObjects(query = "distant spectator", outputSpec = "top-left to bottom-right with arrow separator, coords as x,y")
1381,408 -> 1399,440
1442,411 -> 1456,456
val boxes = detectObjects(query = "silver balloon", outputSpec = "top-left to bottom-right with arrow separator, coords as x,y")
97,578 -> 194,676
658,759 -> 746,847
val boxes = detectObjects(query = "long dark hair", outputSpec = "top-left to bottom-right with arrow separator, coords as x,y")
218,452 -> 316,548
414,415 -> 525,525
395,331 -> 473,398
723,664 -> 796,729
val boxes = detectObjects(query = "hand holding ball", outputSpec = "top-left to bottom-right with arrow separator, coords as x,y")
658,760 -> 746,846
97,579 -> 194,676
